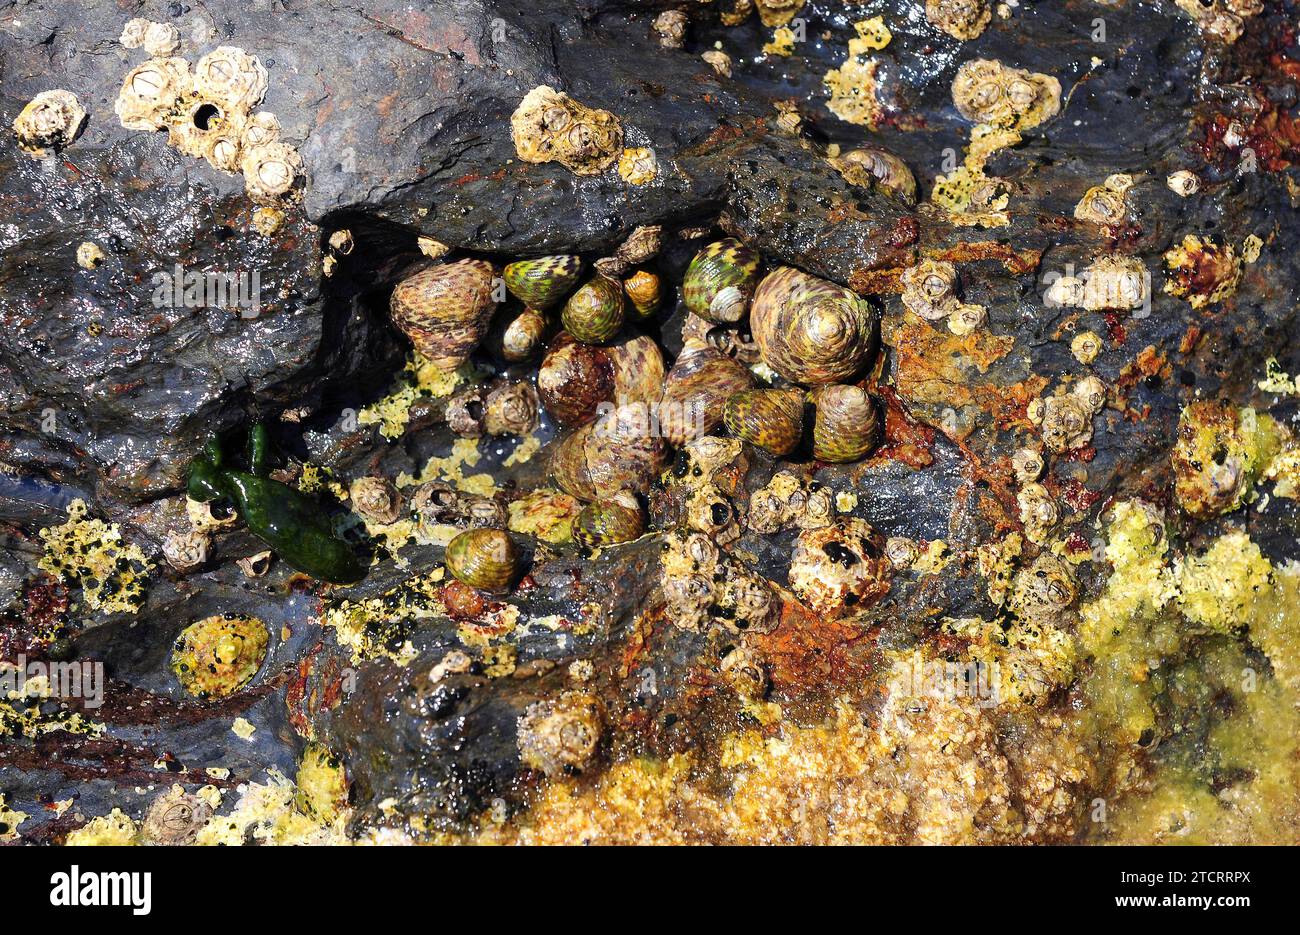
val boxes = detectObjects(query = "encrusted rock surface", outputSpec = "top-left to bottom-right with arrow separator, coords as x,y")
3,0 -> 1300,844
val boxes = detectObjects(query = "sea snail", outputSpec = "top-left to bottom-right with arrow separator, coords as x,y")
187,424 -> 365,584
751,266 -> 878,385
444,527 -> 520,593
682,238 -> 762,324
390,258 -> 499,371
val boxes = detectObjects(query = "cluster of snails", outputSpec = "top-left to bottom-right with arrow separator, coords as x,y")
382,222 -> 891,606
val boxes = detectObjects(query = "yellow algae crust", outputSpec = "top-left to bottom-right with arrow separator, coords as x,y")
38,499 -> 153,615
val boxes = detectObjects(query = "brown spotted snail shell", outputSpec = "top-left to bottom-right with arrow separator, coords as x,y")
750,266 -> 878,385
537,331 -> 666,429
445,527 -> 519,593
658,340 -> 755,446
811,385 -> 881,463
550,402 -> 668,501
682,238 -> 762,324
503,255 -> 582,310
390,258 -> 498,370
723,388 -> 805,457
572,497 -> 646,550
562,274 -> 626,344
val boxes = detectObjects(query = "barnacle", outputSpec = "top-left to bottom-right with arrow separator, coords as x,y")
76,242 -> 106,270
163,529 -> 211,574
653,9 -> 688,48
900,259 -> 960,321
1070,330 -> 1102,365
242,142 -> 304,202
1074,174 -> 1133,227
1163,234 -> 1243,310
116,57 -> 192,130
350,476 -> 402,526
755,0 -> 805,27
1080,254 -> 1149,312
193,46 -> 269,114
1167,169 -> 1200,196
617,147 -> 657,185
517,691 -> 603,777
13,90 -> 87,156
788,518 -> 890,617
511,85 -> 624,176
952,59 -> 1061,131
1171,402 -> 1282,518
1016,482 -> 1059,544
142,787 -> 213,846
926,0 -> 991,40
702,50 -> 733,77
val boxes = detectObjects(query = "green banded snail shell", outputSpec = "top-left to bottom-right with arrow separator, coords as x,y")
445,527 -> 519,592
390,258 -> 498,370
811,384 -> 880,463
562,275 -> 626,344
683,238 -> 762,324
750,266 -> 877,385
723,388 -> 805,457
572,498 -> 645,549
503,255 -> 582,310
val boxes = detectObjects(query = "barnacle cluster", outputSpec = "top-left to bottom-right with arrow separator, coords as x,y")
1171,401 -> 1283,518
511,85 -> 624,176
1027,375 -> 1107,453
788,518 -> 891,617
114,31 -> 301,203
171,614 -> 270,699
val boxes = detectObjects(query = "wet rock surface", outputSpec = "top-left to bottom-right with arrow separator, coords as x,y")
2,0 -> 1300,843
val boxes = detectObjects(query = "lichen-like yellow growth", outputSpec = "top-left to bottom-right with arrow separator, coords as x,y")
763,26 -> 796,56
0,794 -> 28,842
321,569 -> 446,664
39,499 -> 153,615
294,741 -> 350,824
1175,531 -> 1272,634
399,436 -> 496,498
64,808 -> 140,846
823,21 -> 891,128
358,354 -> 473,439
196,768 -> 350,845
1163,234 -> 1243,309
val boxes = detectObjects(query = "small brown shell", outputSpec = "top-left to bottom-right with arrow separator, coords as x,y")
750,266 -> 877,385
623,269 -> 663,318
723,388 -> 804,457
550,404 -> 668,501
658,340 -> 755,445
390,258 -> 498,370
444,528 -> 519,592
561,275 -> 626,344
811,385 -> 880,463
349,476 -> 402,524
537,331 -> 665,429
495,308 -> 549,362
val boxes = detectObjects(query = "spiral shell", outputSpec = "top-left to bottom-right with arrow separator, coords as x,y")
658,340 -> 755,445
751,266 -> 877,385
623,269 -> 663,318
551,403 -> 668,501
572,498 -> 645,549
811,385 -> 880,463
503,255 -> 582,310
444,527 -> 519,592
538,331 -> 665,428
390,258 -> 498,370
723,388 -> 805,456
683,239 -> 762,324
561,275 -> 626,344
496,308 -> 548,362
484,380 -> 540,436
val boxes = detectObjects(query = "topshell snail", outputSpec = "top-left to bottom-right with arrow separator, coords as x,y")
390,258 -> 499,370
750,266 -> 878,385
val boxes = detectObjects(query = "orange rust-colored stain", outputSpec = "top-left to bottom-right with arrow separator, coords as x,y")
752,598 -> 874,695
1116,344 -> 1170,394
452,166 -> 508,187
932,241 -> 1042,276
867,385 -> 936,469
849,266 -> 905,295
1179,324 -> 1204,355
619,608 -> 660,680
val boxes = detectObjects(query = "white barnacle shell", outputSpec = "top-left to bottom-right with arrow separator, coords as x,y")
116,57 -> 192,131
143,21 -> 181,57
120,18 -> 150,49
193,46 -> 269,115
1167,170 -> 1200,197
12,90 -> 87,156
947,302 -> 987,336
241,111 -> 282,148
510,85 -> 624,177
163,529 -> 211,574
241,141 -> 304,202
